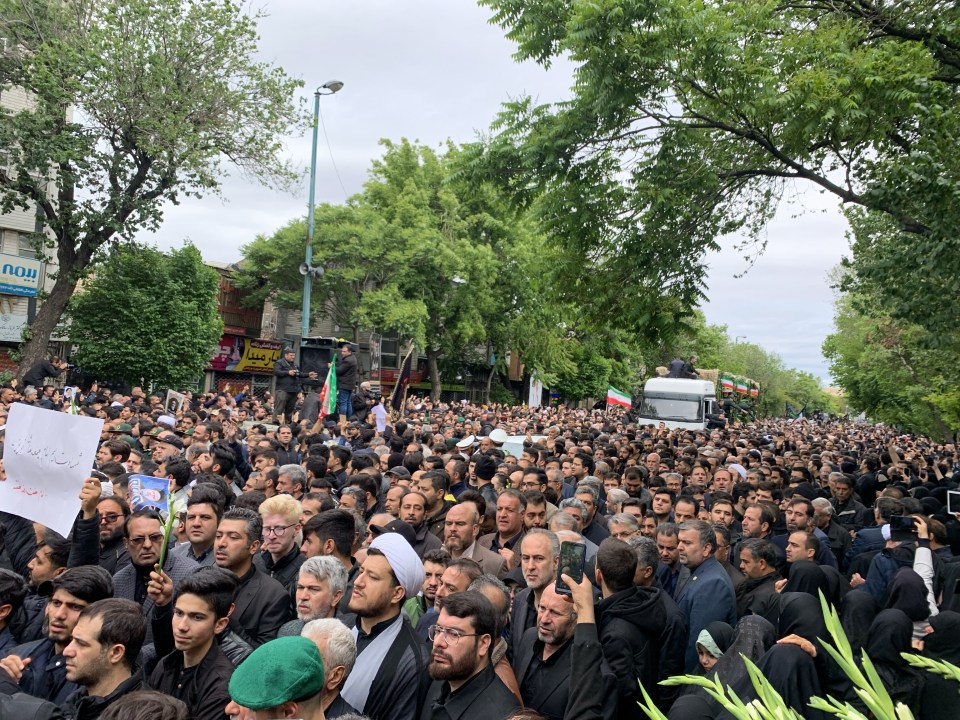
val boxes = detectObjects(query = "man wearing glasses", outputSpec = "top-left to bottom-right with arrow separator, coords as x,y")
95,494 -> 130,574
110,509 -> 198,643
423,591 -> 520,720
253,494 -> 305,593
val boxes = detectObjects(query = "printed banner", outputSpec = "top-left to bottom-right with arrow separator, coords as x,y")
528,374 -> 543,408
0,253 -> 43,296
128,474 -> 171,512
1,403 -> 104,536
209,335 -> 284,374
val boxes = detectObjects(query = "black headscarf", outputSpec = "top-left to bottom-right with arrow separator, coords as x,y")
861,608 -> 924,712
840,590 -> 877,655
711,615 -> 777,691
924,611 -> 960,664
920,611 -> 960,717
883,568 -> 929,622
778,592 -> 827,643
754,644 -> 827,720
783,560 -> 830,599
667,694 -> 715,720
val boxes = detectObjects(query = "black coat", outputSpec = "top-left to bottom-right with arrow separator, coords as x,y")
336,352 -> 358,392
596,586 -> 665,718
61,673 -> 143,720
420,663 -> 519,720
253,545 -> 305,593
736,572 -> 781,624
0,638 -> 78,704
513,625 -> 617,720
273,357 -> 300,393
148,642 -> 234,720
230,565 -> 291,647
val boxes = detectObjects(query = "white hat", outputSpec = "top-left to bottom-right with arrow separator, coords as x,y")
489,428 -> 508,445
369,532 -> 424,599
456,435 -> 476,450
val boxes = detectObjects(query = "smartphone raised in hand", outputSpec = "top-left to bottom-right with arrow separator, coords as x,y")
555,541 -> 587,596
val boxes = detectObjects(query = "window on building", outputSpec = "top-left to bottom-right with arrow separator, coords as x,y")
380,333 -> 399,369
18,233 -> 37,259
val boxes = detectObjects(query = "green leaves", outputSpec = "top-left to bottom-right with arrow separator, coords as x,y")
476,0 -> 960,341
66,243 -> 223,387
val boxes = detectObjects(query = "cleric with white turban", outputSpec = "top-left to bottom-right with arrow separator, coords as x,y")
368,531 -> 424,598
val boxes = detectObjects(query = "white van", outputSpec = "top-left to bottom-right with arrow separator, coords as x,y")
634,377 -> 720,430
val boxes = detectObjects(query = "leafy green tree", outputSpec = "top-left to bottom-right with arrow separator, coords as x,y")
237,139 -> 578,401
0,0 -> 301,380
473,0 -> 960,339
823,291 -> 959,438
67,244 -> 223,388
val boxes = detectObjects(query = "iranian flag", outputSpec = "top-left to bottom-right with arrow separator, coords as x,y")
318,356 -> 338,416
607,386 -> 631,408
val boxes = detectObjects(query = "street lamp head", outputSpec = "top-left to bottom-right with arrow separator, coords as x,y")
318,79 -> 344,95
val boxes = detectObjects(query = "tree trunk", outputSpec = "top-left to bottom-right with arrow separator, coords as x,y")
427,348 -> 441,402
17,272 -> 79,383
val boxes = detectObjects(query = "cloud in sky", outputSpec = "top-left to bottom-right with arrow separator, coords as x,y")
139,0 -> 848,382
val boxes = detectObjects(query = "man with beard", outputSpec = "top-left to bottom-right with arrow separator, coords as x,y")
736,538 -> 781,623
773,498 -> 836,568
0,570 -> 27,658
59,599 -> 146,719
0,566 -> 113,704
509,529 -> 560,652
213,507 -> 290,647
422,591 -> 520,720
513,583 -> 617,720
278,556 -> 348,637
399,491 -> 443,559
341,533 -> 427,720
443,503 -> 506,578
170,486 -> 222,567
402,549 -> 449,626
417,470 -> 454,540
96,496 -> 130,575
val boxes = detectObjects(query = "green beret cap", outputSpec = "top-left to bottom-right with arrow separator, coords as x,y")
228,636 -> 325,710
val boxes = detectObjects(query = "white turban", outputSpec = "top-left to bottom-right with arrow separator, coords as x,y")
369,532 -> 424,599
728,463 -> 747,479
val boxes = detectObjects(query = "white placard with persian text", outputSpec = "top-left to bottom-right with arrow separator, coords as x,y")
1,403 -> 104,536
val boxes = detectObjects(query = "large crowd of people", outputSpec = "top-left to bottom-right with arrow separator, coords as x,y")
1,368 -> 959,720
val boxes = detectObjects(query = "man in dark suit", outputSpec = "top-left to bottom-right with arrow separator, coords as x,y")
513,584 -> 617,720
421,591 -> 519,720
676,520 -> 736,672
444,503 -> 506,579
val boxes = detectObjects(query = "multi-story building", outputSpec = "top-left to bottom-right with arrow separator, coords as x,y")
0,86 -> 65,377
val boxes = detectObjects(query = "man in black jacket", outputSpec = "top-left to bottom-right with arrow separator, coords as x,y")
254,495 -> 305,594
0,567 -> 113,705
735,538 -> 780,624
421,591 -> 519,720
513,583 -> 617,720
214,508 -> 290,647
60,598 -> 145,720
273,348 -> 301,424
335,342 -> 358,419
147,567 -> 236,720
21,356 -> 67,391
594,538 -> 664,719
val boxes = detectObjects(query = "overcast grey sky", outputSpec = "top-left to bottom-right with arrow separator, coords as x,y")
139,1 -> 847,382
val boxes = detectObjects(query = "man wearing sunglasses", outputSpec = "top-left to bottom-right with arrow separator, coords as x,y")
111,509 -> 198,642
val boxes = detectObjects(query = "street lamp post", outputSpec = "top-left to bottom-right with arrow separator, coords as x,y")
301,80 -> 344,342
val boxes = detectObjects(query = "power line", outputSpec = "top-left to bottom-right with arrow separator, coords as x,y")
317,102 -> 349,201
